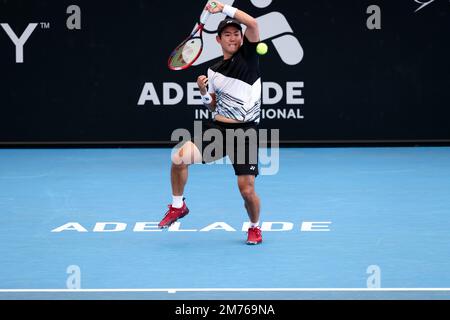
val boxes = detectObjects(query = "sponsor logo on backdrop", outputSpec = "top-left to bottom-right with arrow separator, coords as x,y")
1,5 -> 81,63
195,0 -> 303,66
414,0 -> 449,12
414,0 -> 435,12
1,23 -> 40,63
138,81 -> 304,120
138,0 -> 305,121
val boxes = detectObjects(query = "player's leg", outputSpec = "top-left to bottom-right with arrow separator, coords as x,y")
237,175 -> 260,223
237,175 -> 262,245
171,141 -> 203,196
159,141 -> 203,229
228,122 -> 262,244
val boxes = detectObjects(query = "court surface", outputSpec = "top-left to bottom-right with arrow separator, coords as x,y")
1,147 -> 449,299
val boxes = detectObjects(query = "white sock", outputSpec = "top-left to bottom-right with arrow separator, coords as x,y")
249,221 -> 259,228
172,195 -> 184,208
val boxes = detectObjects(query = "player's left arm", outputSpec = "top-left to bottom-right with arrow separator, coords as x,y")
207,1 -> 260,42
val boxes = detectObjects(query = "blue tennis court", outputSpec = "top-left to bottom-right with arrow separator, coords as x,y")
1,147 -> 450,299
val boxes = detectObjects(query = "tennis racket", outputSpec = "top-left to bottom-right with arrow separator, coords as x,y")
168,1 -> 217,71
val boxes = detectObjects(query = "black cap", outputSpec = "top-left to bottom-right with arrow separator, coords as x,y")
217,17 -> 242,35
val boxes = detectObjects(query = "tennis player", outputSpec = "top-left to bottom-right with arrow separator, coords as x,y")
159,1 -> 262,245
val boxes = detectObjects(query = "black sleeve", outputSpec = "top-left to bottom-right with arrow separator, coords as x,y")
240,36 -> 259,65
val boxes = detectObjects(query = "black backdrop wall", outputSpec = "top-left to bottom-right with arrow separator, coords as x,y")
1,0 -> 449,145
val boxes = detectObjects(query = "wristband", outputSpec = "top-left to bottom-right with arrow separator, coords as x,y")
222,4 -> 237,18
201,92 -> 212,105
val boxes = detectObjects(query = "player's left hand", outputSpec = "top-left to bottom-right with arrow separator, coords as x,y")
197,75 -> 209,95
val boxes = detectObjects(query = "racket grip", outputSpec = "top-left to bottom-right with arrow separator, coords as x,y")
200,1 -> 216,24
200,9 -> 211,25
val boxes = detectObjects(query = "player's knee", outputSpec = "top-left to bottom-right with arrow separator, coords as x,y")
172,154 -> 192,166
184,142 -> 203,164
239,186 -> 255,200
171,150 -> 184,165
172,162 -> 188,172
172,143 -> 195,165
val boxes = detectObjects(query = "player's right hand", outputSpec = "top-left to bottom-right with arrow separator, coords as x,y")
205,1 -> 223,14
197,75 -> 208,95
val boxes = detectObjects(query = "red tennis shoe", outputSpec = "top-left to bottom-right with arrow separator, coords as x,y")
246,226 -> 262,245
158,199 -> 189,229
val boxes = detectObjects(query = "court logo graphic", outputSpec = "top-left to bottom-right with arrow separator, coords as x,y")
51,221 -> 333,232
194,0 -> 303,66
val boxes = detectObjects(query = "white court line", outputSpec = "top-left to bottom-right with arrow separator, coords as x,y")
1,288 -> 450,293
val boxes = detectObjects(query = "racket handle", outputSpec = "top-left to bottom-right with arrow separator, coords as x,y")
200,1 -> 217,25
200,10 -> 211,25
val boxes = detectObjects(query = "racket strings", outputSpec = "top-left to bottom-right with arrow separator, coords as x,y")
169,38 -> 203,69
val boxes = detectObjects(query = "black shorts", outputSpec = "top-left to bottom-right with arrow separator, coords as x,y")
191,120 -> 259,176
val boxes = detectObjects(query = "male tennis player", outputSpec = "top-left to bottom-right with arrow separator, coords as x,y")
159,1 -> 262,245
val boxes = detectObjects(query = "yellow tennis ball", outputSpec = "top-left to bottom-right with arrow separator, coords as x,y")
256,42 -> 268,55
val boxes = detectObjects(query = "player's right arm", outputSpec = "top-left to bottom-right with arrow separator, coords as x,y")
206,1 -> 260,43
197,75 -> 216,112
